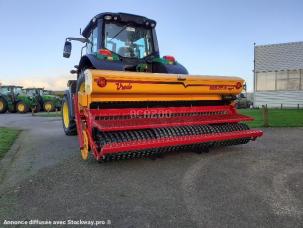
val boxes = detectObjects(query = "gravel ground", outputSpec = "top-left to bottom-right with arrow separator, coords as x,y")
0,113 -> 302,228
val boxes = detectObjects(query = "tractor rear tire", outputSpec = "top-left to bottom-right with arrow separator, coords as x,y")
0,97 -> 8,113
16,101 -> 29,113
62,96 -> 77,136
43,101 -> 55,112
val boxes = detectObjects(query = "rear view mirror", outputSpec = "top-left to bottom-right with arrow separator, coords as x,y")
63,41 -> 72,58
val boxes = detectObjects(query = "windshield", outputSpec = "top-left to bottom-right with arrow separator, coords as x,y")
0,87 -> 10,94
26,89 -> 37,96
104,22 -> 153,59
13,87 -> 23,94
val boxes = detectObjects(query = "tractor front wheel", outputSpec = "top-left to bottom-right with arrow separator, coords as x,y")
0,97 -> 8,113
81,130 -> 90,160
62,96 -> 77,135
43,101 -> 55,112
16,101 -> 29,113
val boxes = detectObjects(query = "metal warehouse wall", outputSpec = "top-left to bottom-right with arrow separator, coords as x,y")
255,42 -> 303,72
254,91 -> 303,108
254,41 -> 303,108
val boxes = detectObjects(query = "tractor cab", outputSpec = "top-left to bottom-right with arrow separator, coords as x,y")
23,88 -> 42,110
1,85 -> 23,97
63,12 -> 188,74
13,86 -> 23,95
0,86 -> 11,95
23,88 -> 41,97
43,90 -> 52,95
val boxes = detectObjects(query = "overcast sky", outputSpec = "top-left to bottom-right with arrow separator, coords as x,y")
0,0 -> 302,91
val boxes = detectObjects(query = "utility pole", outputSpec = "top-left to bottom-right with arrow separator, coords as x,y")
253,42 -> 256,108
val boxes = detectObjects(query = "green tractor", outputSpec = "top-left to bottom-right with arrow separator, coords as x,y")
0,85 -> 36,113
22,88 -> 62,112
41,89 -> 62,111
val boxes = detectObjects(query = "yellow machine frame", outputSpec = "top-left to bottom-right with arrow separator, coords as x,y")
78,70 -> 244,107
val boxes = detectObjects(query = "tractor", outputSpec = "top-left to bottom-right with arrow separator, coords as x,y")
22,88 -> 61,112
236,93 -> 253,109
0,85 -> 36,113
62,12 -> 263,162
41,89 -> 62,111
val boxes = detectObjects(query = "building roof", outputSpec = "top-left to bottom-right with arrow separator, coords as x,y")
255,41 -> 303,72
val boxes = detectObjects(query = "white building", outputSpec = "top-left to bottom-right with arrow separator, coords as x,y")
254,41 -> 303,108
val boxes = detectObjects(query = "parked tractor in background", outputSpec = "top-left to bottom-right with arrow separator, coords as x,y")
235,84 -> 252,109
0,85 -> 36,113
236,93 -> 253,109
41,89 -> 62,111
22,88 -> 62,112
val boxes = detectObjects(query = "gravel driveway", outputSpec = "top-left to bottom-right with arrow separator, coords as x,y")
0,113 -> 302,227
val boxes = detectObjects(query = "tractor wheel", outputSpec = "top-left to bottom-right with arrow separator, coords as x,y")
0,97 -> 8,113
43,101 -> 55,112
16,101 -> 29,113
80,130 -> 90,160
62,96 -> 77,135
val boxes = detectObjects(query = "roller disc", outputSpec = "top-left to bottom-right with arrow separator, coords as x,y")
98,123 -> 252,162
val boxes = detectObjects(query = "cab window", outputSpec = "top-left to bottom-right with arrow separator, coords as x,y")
87,27 -> 98,54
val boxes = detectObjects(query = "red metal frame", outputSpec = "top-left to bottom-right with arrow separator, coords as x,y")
89,105 -> 236,117
90,105 -> 252,131
73,100 -> 263,160
94,113 -> 253,131
74,95 -> 102,160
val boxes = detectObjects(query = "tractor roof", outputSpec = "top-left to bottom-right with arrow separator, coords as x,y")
82,12 -> 156,38
24,87 -> 44,90
1,85 -> 23,88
